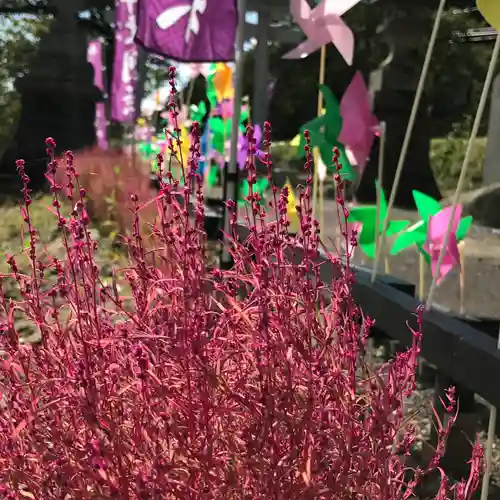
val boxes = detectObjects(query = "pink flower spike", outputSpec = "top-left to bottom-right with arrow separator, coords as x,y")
346,220 -> 361,256
282,0 -> 362,65
338,72 -> 379,175
424,205 -> 462,284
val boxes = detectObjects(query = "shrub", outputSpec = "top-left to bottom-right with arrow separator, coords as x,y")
59,148 -> 157,239
0,69 -> 482,499
430,137 -> 485,193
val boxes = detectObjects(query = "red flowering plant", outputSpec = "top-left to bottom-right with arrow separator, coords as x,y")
0,67 -> 482,499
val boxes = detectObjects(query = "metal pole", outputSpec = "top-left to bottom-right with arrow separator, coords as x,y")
220,0 -> 247,268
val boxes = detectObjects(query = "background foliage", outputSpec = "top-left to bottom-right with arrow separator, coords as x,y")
0,1 -> 497,188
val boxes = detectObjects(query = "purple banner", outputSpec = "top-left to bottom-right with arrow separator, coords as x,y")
111,0 -> 138,123
135,0 -> 238,63
87,40 -> 109,150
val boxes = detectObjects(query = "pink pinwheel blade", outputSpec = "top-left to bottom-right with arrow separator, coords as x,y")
429,233 -> 460,284
338,71 -> 379,174
283,0 -> 355,65
425,206 -> 463,283
428,205 -> 462,241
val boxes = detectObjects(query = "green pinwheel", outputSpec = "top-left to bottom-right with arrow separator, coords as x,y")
138,140 -> 161,162
390,190 -> 473,261
348,181 -> 410,259
238,177 -> 269,207
190,101 -> 208,122
208,117 -> 230,155
206,164 -> 219,188
297,84 -> 355,181
207,110 -> 248,157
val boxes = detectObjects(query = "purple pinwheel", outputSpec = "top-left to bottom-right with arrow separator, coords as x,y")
237,124 -> 264,170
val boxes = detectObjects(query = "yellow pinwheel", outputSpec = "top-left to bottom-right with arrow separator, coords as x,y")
285,179 -> 300,235
477,0 -> 500,30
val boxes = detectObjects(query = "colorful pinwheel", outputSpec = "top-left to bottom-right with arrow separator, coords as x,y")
285,180 -> 300,235
477,0 -> 500,30
190,101 -> 208,122
390,191 -> 472,262
207,63 -> 234,104
283,0 -> 361,65
207,104 -> 249,165
139,138 -> 161,164
424,206 -> 462,283
297,84 -> 355,180
348,181 -> 410,259
206,164 -> 219,188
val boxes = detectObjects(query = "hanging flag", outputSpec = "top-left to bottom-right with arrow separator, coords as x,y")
87,40 -> 109,150
111,0 -> 138,123
135,0 -> 238,63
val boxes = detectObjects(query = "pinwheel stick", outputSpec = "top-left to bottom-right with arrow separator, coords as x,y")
418,253 -> 425,301
371,0 -> 447,279
371,121 -> 386,283
459,241 -> 465,314
312,45 -> 327,226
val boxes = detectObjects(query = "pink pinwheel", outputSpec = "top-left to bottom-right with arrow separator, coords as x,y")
338,71 -> 379,175
283,0 -> 362,65
424,206 -> 462,284
237,124 -> 264,169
